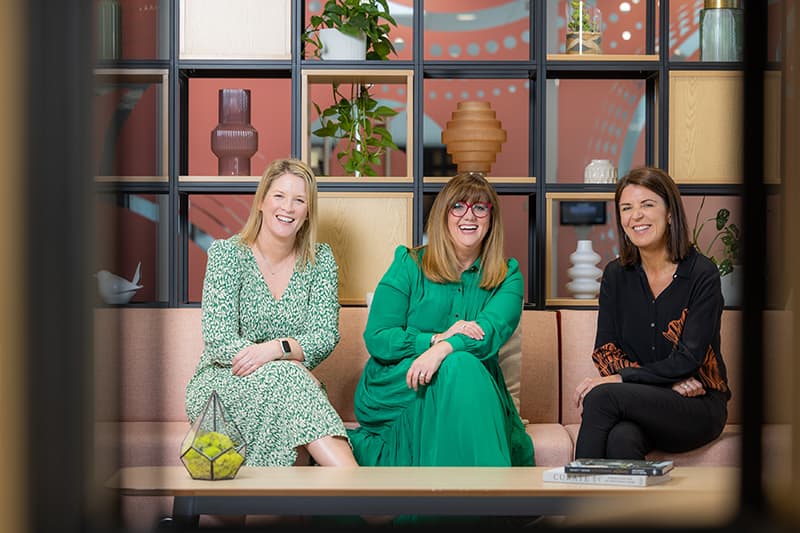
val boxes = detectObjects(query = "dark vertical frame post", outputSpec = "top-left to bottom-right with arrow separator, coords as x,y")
26,1 -> 95,531
740,0 -> 767,519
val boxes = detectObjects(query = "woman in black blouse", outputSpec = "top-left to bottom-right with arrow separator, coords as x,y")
573,166 -> 730,460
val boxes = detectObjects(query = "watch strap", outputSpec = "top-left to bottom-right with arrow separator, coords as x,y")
280,339 -> 291,359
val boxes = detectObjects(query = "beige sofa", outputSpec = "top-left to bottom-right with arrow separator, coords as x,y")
94,307 -> 791,530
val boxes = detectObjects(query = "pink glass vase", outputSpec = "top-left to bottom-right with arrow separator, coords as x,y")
210,89 -> 258,176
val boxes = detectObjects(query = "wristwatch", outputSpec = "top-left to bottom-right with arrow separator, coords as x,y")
280,339 -> 292,359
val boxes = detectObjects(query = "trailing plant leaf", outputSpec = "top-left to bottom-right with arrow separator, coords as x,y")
313,82 -> 398,177
689,196 -> 741,277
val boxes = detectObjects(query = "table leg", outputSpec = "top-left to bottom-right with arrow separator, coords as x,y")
171,496 -> 200,529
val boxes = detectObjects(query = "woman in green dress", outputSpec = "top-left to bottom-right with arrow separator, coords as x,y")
348,172 -> 535,468
185,158 -> 357,467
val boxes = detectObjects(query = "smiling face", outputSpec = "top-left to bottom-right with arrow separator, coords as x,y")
259,172 -> 309,243
447,198 -> 491,261
618,184 -> 671,254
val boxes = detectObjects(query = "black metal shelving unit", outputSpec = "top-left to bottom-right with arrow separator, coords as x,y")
98,0 -> 750,309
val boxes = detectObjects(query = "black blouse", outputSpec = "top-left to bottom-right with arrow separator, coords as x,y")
592,247 -> 731,400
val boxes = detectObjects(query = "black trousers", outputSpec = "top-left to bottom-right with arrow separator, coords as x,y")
574,382 -> 728,460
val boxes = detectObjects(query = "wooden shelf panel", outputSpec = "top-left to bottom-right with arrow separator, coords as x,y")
546,54 -> 659,62
179,0 -> 291,60
318,192 -> 413,305
424,176 -> 536,185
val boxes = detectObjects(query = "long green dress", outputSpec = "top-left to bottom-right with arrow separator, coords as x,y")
185,236 -> 348,466
348,245 -> 535,468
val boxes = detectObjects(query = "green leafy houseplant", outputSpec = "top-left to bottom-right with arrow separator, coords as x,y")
303,1 -> 399,176
302,0 -> 397,60
567,0 -> 601,33
690,196 -> 741,277
313,82 -> 398,177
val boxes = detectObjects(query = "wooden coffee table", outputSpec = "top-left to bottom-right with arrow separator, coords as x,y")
107,465 -> 738,527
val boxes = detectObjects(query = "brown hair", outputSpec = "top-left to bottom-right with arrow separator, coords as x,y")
615,166 -> 691,266
239,158 -> 319,268
416,172 -> 507,289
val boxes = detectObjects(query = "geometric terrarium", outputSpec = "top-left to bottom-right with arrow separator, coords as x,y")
179,390 -> 246,480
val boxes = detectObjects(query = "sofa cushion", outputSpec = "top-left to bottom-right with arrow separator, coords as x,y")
518,311 -> 560,424
565,423 -> 743,465
312,307 -> 369,423
525,423 -> 573,467
498,322 -> 522,413
95,308 -> 203,423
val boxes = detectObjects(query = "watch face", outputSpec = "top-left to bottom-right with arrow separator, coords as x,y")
281,339 -> 291,354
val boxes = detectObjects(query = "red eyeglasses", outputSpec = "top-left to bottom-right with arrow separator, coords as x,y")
450,201 -> 492,218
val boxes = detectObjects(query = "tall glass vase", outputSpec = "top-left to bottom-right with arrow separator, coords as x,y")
210,89 -> 259,176
700,0 -> 744,62
96,0 -> 121,60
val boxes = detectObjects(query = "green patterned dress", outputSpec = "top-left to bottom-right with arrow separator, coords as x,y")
185,236 -> 348,466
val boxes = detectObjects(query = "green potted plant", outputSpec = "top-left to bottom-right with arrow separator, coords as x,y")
303,0 -> 399,176
565,0 -> 603,54
302,0 -> 397,60
690,196 -> 741,277
313,82 -> 398,177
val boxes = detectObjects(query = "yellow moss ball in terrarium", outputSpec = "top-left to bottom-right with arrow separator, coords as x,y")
182,430 -> 244,480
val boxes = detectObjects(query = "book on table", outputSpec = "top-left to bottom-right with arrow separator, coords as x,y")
542,467 -> 672,487
564,458 -> 674,476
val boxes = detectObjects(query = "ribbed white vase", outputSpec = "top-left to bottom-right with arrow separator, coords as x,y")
566,240 -> 602,299
584,159 -> 617,183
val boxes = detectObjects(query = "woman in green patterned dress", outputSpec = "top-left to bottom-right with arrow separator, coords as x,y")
348,172 -> 534,468
185,158 -> 357,467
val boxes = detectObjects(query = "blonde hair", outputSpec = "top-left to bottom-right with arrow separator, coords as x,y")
416,172 -> 507,289
239,158 -> 319,268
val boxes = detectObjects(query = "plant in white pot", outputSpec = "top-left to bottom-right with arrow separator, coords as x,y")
303,0 -> 399,176
303,0 -> 397,60
690,196 -> 742,305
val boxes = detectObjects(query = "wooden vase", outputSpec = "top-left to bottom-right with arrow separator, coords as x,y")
440,101 -> 507,174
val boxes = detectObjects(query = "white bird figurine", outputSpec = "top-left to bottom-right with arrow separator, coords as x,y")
95,261 -> 144,305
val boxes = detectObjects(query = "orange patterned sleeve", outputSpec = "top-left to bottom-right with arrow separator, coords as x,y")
592,342 -> 641,376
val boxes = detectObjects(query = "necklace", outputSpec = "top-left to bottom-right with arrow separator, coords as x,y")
252,245 -> 294,276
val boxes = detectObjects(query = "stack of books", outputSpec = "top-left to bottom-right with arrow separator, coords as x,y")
543,458 -> 674,487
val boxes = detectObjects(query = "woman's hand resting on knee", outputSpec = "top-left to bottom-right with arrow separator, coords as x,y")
407,319 -> 484,391
574,375 -> 622,408
406,341 -> 452,391
672,377 -> 706,397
